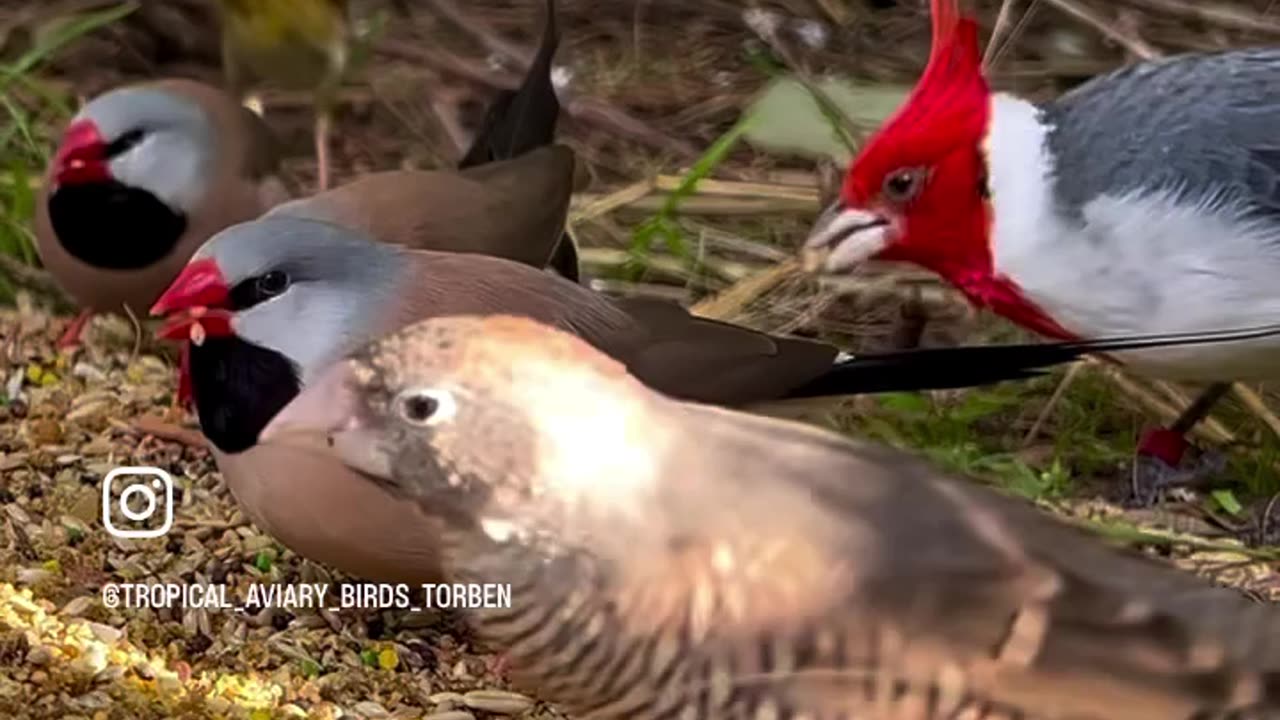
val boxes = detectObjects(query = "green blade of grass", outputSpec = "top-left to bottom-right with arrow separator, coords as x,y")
628,118 -> 751,270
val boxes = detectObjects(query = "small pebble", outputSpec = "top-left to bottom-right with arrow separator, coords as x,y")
86,622 -> 122,646
61,596 -> 94,617
25,418 -> 64,446
25,645 -> 53,666
16,568 -> 54,585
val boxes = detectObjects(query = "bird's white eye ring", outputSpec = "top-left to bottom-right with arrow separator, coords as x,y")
392,387 -> 457,427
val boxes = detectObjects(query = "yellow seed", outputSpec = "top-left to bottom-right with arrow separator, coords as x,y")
377,646 -> 399,670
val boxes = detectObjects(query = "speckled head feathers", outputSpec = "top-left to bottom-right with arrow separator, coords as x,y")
320,314 -> 668,544
348,314 -> 634,397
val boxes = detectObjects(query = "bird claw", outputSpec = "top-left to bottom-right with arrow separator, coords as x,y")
1129,449 -> 1228,506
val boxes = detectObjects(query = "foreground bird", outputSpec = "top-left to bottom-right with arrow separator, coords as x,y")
266,314 -> 1280,720
802,0 -> 1280,491
216,0 -> 349,191
34,79 -> 292,348
148,212 -> 1280,585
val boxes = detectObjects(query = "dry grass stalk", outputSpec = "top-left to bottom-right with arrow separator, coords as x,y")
652,175 -> 819,202
1022,360 -> 1083,446
572,193 -> 815,216
1095,362 -> 1236,445
691,259 -> 802,322
578,247 -> 758,283
1148,380 -> 1237,443
1043,0 -> 1161,59
567,180 -> 653,224
1116,0 -> 1280,35
1231,383 -> 1280,442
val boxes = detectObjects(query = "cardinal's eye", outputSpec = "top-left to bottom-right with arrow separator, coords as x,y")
256,270 -> 290,297
393,388 -> 457,427
882,168 -> 927,203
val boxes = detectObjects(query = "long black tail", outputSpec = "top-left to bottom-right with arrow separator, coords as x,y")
785,323 -> 1280,398
456,0 -> 578,282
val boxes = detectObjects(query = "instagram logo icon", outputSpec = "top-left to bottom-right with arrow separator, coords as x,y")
102,467 -> 174,539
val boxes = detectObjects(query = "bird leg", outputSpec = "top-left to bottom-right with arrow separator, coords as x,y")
174,343 -> 194,412
1130,382 -> 1232,504
314,110 -> 332,192
56,309 -> 94,348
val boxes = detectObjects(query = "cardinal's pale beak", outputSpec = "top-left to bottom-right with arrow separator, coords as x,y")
801,202 -> 892,273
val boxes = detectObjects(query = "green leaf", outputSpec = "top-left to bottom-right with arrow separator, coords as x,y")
742,76 -> 910,162
1210,488 -> 1244,517
628,118 -> 750,265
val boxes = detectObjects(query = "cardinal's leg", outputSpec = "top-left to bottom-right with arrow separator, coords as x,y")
1130,382 -> 1231,504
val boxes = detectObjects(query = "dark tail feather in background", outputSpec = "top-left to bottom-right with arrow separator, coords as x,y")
786,323 -> 1280,397
456,0 -> 578,282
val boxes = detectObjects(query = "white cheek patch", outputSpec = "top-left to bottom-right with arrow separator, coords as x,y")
108,134 -> 210,212
233,287 -> 365,386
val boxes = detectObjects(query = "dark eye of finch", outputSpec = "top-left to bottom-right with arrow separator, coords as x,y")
400,393 -> 439,424
257,271 -> 290,297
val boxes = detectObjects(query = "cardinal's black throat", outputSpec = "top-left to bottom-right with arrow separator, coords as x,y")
189,337 -> 301,454
47,182 -> 187,269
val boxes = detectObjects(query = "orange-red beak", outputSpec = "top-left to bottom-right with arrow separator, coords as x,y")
53,119 -> 110,186
151,258 -> 235,344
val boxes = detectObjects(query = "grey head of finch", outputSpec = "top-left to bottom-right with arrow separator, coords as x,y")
156,214 -> 405,385
54,84 -> 219,222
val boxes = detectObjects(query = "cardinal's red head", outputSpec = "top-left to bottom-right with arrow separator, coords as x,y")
804,0 -> 993,282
